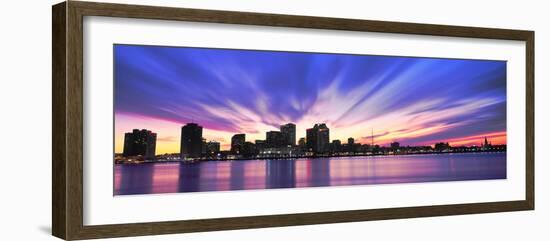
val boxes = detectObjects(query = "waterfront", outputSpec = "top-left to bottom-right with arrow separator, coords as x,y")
114,152 -> 506,195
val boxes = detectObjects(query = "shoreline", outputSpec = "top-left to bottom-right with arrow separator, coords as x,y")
116,150 -> 506,165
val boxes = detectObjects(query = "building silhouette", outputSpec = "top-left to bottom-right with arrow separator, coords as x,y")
346,137 -> 356,152
434,142 -> 451,152
298,137 -> 306,151
306,123 -> 330,153
332,139 -> 342,153
180,123 -> 203,158
255,140 -> 266,150
201,138 -> 207,155
481,136 -> 493,150
317,124 -> 330,153
122,129 -> 157,159
306,128 -> 317,152
242,141 -> 257,157
119,120 -> 506,163
266,131 -> 284,148
390,141 -> 400,149
280,123 -> 296,146
206,141 -> 220,156
231,134 -> 246,154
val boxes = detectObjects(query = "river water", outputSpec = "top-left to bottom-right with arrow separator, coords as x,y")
114,152 -> 506,195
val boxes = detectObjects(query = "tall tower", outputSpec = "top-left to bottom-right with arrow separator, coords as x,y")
306,123 -> 330,153
370,128 -> 375,152
306,128 -> 317,152
280,123 -> 296,146
180,123 -> 203,158
231,134 -> 246,154
317,124 -> 330,153
266,131 -> 283,148
123,129 -> 157,159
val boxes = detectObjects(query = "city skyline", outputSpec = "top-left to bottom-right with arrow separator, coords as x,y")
118,121 -> 504,157
114,45 -> 507,154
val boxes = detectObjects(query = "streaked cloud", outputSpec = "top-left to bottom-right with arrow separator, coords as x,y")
114,45 -> 506,153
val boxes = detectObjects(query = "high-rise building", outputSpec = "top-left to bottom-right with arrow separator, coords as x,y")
201,138 -> 207,155
231,134 -> 246,154
123,129 -> 157,159
241,141 -> 257,157
332,140 -> 342,153
298,137 -> 306,151
266,131 -> 284,148
255,140 -> 267,151
180,123 -> 203,158
280,123 -> 296,147
306,123 -> 330,153
346,137 -> 355,153
317,124 -> 330,153
306,128 -> 316,152
206,141 -> 220,156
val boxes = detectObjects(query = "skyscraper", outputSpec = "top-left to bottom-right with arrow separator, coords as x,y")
306,128 -> 317,152
298,137 -> 306,151
180,123 -> 203,158
317,124 -> 330,153
201,138 -> 207,155
255,140 -> 267,150
266,131 -> 284,148
122,129 -> 157,159
332,139 -> 342,153
231,134 -> 246,154
280,123 -> 296,146
347,137 -> 355,152
206,141 -> 220,156
241,141 -> 257,157
306,123 -> 330,153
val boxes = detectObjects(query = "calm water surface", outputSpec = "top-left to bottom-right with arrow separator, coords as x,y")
114,152 -> 506,195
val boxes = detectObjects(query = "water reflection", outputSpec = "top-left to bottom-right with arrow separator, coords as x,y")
114,152 -> 506,195
178,163 -> 200,192
151,163 -> 179,193
266,159 -> 296,189
116,163 -> 154,195
310,158 -> 330,187
230,161 -> 246,190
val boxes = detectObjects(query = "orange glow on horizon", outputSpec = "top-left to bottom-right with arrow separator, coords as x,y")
115,111 -> 506,155
438,131 -> 507,147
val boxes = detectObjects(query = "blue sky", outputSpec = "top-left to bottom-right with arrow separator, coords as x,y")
114,44 -> 506,152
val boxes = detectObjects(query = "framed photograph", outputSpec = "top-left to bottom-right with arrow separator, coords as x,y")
52,1 -> 534,240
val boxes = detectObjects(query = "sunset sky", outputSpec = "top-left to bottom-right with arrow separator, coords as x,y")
114,44 -> 507,154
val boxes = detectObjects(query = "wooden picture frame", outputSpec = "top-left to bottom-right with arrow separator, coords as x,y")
52,1 -> 534,240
